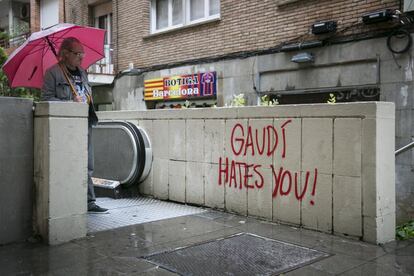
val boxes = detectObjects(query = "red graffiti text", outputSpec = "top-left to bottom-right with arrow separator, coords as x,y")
217,119 -> 320,206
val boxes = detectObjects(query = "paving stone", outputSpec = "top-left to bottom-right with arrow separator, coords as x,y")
272,119 -> 302,225
203,119 -> 225,164
302,118 -> 333,175
153,159 -> 169,200
333,175 -> 362,237
168,161 -> 186,203
273,118 -> 301,171
186,162 -> 204,205
204,163 -> 225,209
169,120 -> 186,160
152,120 -> 169,159
247,168 -> 273,220
247,118 -> 274,166
224,119 -> 248,163
186,119 -> 204,162
301,173 -> 333,233
334,118 -> 362,177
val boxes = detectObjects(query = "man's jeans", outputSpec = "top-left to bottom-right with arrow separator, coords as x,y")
87,125 -> 96,207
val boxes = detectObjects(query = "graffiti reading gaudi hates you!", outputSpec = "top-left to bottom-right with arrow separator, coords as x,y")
218,119 -> 319,205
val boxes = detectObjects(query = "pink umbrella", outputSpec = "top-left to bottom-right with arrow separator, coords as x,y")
2,23 -> 106,89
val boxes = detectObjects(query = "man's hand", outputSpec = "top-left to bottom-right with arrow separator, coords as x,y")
74,95 -> 83,102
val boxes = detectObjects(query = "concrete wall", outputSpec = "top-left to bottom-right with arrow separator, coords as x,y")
34,102 -> 88,245
98,102 -> 396,244
0,97 -> 33,245
112,74 -> 146,111
93,85 -> 115,111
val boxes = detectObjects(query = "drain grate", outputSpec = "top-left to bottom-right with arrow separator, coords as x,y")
144,233 -> 330,276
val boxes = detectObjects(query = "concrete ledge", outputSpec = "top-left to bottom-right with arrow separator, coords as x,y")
97,102 -> 394,120
35,101 -> 88,118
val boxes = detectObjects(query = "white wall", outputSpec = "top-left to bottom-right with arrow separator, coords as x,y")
97,102 -> 396,244
40,0 -> 59,29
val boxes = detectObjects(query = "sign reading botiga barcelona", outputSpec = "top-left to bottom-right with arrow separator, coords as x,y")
144,72 -> 217,101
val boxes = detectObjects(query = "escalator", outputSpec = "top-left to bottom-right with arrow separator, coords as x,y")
92,121 -> 152,196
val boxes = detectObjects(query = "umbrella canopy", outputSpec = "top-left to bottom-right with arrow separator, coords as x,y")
2,23 -> 106,89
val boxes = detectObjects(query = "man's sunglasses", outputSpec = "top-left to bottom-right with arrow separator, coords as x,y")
69,50 -> 85,58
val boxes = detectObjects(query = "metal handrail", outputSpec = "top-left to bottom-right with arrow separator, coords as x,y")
395,141 -> 414,156
0,32 -> 29,49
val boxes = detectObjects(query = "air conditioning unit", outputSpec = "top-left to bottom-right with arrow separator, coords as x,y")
19,4 -> 29,20
311,21 -> 337,35
362,9 -> 393,24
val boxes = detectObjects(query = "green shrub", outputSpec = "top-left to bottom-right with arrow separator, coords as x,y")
0,31 -> 9,41
260,94 -> 279,106
396,220 -> 414,240
227,93 -> 246,107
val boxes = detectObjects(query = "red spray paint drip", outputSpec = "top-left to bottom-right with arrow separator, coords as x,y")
310,168 -> 318,205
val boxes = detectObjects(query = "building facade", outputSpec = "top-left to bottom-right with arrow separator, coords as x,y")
1,0 -> 413,223
91,0 -> 414,223
0,0 -> 30,54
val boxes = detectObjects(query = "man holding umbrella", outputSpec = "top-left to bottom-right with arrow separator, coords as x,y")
2,24 -> 109,213
42,37 -> 108,213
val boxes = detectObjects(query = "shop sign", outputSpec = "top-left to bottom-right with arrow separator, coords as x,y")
144,72 -> 217,101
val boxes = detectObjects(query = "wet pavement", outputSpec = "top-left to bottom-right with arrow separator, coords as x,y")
1,197 -> 413,275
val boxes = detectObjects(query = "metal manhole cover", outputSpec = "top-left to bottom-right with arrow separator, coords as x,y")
143,233 -> 330,276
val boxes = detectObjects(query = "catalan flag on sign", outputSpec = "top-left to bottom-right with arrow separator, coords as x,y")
144,78 -> 164,101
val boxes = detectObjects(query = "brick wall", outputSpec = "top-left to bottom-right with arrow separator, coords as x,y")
63,0 -> 399,71
59,0 -> 65,23
30,0 -> 40,33
116,0 -> 399,70
64,0 -> 91,26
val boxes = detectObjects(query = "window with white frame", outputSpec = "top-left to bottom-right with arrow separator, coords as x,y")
151,0 -> 220,33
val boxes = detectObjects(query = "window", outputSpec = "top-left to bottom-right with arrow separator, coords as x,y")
94,13 -> 114,74
95,13 -> 112,45
93,2 -> 113,45
151,0 -> 220,33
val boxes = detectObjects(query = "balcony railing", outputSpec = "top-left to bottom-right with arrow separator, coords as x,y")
88,44 -> 114,75
0,32 -> 29,49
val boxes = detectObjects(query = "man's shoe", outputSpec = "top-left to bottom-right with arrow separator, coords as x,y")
88,204 -> 109,214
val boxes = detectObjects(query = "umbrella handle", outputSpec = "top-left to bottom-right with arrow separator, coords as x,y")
58,63 -> 79,99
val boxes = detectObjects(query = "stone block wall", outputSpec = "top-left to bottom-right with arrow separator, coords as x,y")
34,102 -> 89,245
0,97 -> 33,245
98,102 -> 396,244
